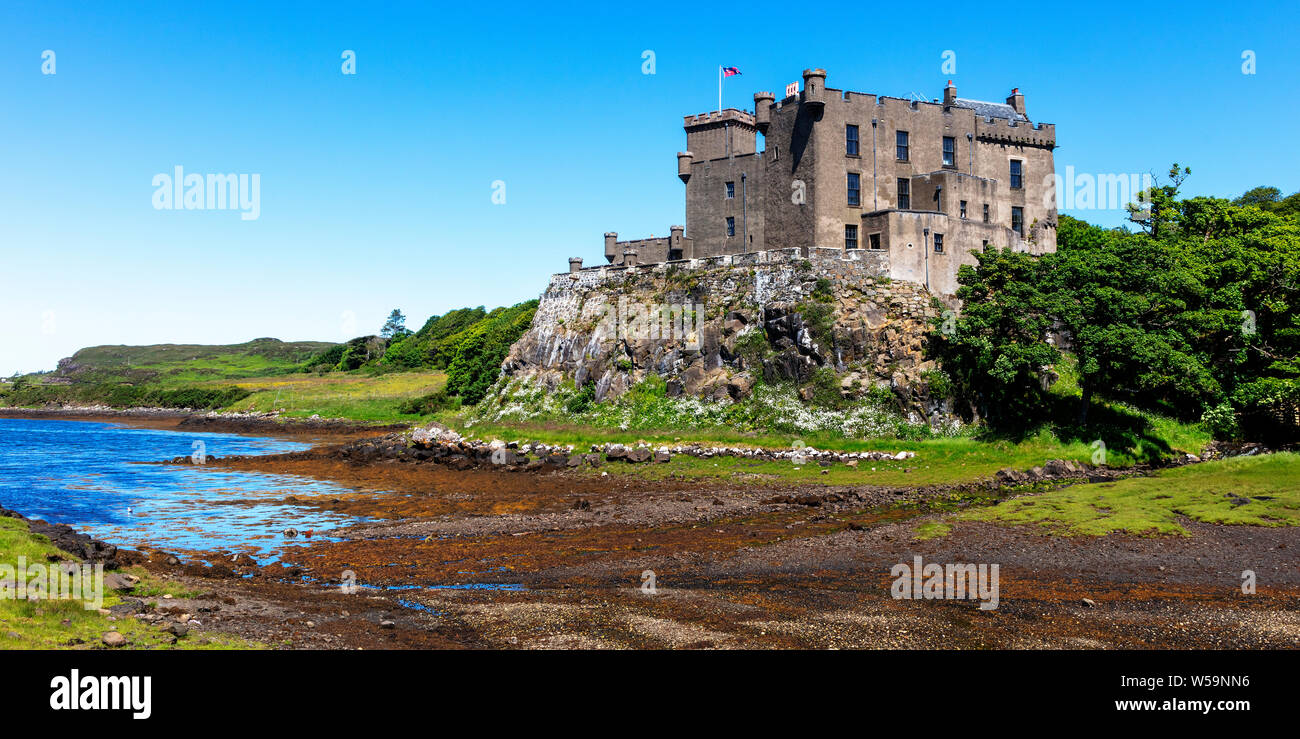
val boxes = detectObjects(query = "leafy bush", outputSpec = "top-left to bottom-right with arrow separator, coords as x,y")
733,327 -> 770,366
444,300 -> 539,404
383,307 -> 489,370
1200,402 -> 1240,440
564,381 -> 596,414
397,387 -> 462,415
807,368 -> 845,409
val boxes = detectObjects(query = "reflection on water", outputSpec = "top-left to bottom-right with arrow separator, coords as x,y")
0,418 -> 366,563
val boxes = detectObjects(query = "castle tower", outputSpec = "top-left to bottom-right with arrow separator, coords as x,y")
682,109 -> 757,161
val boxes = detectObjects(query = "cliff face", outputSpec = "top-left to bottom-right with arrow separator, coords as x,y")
502,248 -> 958,427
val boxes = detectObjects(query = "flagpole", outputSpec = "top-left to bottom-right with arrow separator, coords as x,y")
718,65 -> 722,113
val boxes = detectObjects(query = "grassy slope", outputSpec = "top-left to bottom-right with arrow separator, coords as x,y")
0,517 -> 258,649
52,338 -> 333,386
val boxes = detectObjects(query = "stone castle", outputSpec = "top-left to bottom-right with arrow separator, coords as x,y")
579,68 -> 1057,297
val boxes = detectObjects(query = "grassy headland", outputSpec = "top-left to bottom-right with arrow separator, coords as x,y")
0,516 -> 258,649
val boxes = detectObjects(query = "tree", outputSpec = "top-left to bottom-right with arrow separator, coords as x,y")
936,176 -> 1300,441
380,309 -> 409,339
1126,163 -> 1190,239
930,247 -> 1060,429
1046,217 -> 1217,424
1233,186 -> 1282,208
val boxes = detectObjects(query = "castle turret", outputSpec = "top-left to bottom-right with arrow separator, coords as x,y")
753,91 -> 774,133
623,248 -> 637,266
604,232 -> 618,263
568,257 -> 583,278
1006,87 -> 1025,116
677,151 -> 694,182
801,68 -> 827,112
670,225 -> 685,257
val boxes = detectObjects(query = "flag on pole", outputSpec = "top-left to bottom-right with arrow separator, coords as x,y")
718,66 -> 742,112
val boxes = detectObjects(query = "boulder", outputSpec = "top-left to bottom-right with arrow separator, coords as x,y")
626,447 -> 653,464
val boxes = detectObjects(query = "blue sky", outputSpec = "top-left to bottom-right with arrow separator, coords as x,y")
2,0 -> 1297,375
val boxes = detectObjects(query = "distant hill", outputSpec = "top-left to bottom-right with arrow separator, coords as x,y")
52,338 -> 336,386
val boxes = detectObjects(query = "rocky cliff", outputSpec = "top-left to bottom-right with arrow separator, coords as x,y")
501,247 -> 959,427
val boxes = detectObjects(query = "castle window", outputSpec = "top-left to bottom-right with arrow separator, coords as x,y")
897,178 -> 910,209
847,173 -> 861,207
726,217 -> 735,237
960,200 -> 968,219
983,203 -> 990,223
896,131 -> 909,161
846,124 -> 860,156
942,136 -> 956,167
725,181 -> 735,199
933,233 -> 944,253
1011,207 -> 1024,236
869,233 -> 882,250
1010,160 -> 1023,189
845,224 -> 858,249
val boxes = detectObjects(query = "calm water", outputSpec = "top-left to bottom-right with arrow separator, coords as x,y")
0,417 -> 367,563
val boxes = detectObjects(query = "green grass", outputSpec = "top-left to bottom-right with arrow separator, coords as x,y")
0,517 -> 259,650
459,421 -> 1207,487
957,452 -> 1300,536
914,522 -> 953,540
48,338 -> 333,386
219,371 -> 448,421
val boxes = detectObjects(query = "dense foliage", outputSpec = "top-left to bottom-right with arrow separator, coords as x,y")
380,307 -> 489,370
296,300 -> 538,405
442,301 -> 539,404
935,176 -> 1300,441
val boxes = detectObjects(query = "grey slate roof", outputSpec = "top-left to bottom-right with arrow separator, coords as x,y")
953,97 -> 1027,122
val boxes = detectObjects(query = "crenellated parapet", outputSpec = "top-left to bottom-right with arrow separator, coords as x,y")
975,118 -> 1056,149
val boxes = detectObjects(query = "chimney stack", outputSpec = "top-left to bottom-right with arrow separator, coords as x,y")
943,80 -> 956,106
1006,87 -> 1025,116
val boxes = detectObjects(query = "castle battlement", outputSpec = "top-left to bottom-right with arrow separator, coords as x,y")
682,109 -> 756,128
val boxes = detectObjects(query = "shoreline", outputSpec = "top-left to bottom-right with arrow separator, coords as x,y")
3,407 -> 1296,650
0,405 -> 405,442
